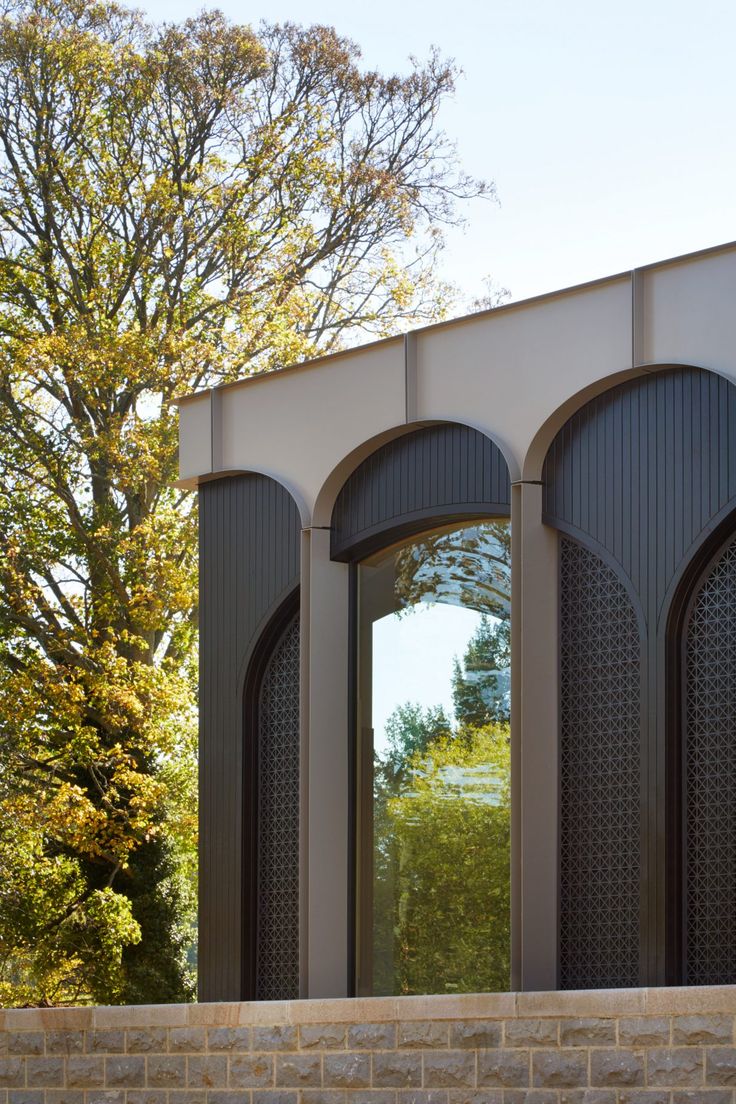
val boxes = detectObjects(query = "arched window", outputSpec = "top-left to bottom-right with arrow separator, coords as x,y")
329,420 -> 513,997
355,520 -> 511,996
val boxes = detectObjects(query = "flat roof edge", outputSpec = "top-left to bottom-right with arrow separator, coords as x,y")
174,237 -> 736,406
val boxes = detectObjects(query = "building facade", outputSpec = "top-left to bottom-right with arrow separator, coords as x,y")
178,241 -> 736,1003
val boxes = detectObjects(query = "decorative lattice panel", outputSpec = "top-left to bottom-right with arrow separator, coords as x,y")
685,537 -> 736,985
256,614 -> 300,1000
559,538 -> 642,989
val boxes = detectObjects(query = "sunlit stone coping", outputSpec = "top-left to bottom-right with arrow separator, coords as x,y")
4,986 -> 736,1028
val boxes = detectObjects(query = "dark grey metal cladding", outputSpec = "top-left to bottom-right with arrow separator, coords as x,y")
331,423 -> 511,561
199,474 -> 301,1002
543,365 -> 736,987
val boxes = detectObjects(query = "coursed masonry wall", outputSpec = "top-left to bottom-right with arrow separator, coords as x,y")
4,988 -> 736,1104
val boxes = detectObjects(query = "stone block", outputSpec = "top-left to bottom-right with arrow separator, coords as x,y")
501,1091 -> 556,1104
253,1027 -> 298,1052
348,1024 -> 397,1050
673,1015 -> 734,1045
66,1056 -> 105,1087
300,1092 -> 347,1104
504,1020 -> 558,1047
617,1094 -> 670,1104
208,1028 -> 252,1052
323,1053 -> 371,1087
187,1055 -> 228,1088
87,1032 -> 126,1054
126,1092 -> 169,1104
672,1092 -> 733,1104
45,1092 -> 85,1104
589,1049 -> 645,1087
559,1093 -> 617,1104
618,1018 -> 671,1047
251,1091 -> 299,1104
169,1029 -> 207,1053
531,1049 -> 588,1089
423,1052 -> 476,1088
349,1092 -> 399,1104
7,1094 -> 44,1104
706,1046 -> 736,1085
204,1094 -> 250,1104
372,1052 -> 423,1088
46,1032 -> 84,1055
229,1054 -> 273,1088
559,1018 -> 617,1046
105,1057 -> 146,1088
26,1057 -> 64,1088
476,1049 -> 529,1088
126,1030 -> 168,1054
146,1056 -> 187,1088
274,1054 -> 321,1087
299,1025 -> 347,1050
0,1062 -> 24,1089
646,1046 -> 704,1086
450,1023 -> 501,1050
6,1035 -> 43,1056
396,1093 -> 449,1104
398,1022 -> 450,1049
86,1092 -> 126,1104
447,1092 -> 503,1104
166,1092 -> 207,1104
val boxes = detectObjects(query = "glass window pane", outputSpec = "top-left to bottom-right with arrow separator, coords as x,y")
356,520 -> 511,996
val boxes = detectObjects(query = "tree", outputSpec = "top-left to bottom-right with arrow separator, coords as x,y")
372,719 -> 510,996
452,614 -> 510,727
0,0 -> 487,1003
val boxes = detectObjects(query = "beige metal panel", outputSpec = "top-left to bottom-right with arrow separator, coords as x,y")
218,343 -> 406,520
178,393 -> 213,484
305,528 -> 351,998
516,483 -> 559,992
416,278 -> 633,480
641,248 -> 736,381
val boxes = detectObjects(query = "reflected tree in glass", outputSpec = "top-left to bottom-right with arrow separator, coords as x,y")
358,520 -> 511,996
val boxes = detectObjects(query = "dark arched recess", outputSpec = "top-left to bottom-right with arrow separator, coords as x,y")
331,422 -> 511,562
330,421 -> 512,994
543,365 -> 736,987
199,474 -> 301,1002
242,589 -> 300,1001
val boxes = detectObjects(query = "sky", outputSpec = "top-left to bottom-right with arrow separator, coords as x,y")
133,0 -> 736,305
372,604 -> 482,752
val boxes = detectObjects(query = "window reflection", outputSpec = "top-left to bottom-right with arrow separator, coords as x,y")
356,521 -> 511,996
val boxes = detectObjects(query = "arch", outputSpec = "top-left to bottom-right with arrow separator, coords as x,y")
329,422 -> 512,562
242,588 -> 301,1001
312,419 -> 516,530
198,471 -> 302,1002
542,363 -> 736,987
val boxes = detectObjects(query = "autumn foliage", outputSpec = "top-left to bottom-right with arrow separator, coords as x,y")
0,0 -> 484,1002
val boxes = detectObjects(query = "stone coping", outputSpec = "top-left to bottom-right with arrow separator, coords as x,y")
3,987 -> 736,1030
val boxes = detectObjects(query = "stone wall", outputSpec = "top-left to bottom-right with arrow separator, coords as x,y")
3,988 -> 736,1104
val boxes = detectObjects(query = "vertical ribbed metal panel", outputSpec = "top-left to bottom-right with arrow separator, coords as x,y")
544,365 -> 736,987
331,424 -> 511,560
199,475 -> 300,1002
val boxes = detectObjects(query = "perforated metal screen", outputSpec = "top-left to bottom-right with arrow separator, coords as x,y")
685,537 -> 736,985
255,613 -> 300,1000
559,538 -> 642,989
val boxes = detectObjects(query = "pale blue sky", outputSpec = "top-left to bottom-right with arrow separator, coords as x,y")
372,604 -> 482,752
133,0 -> 736,303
